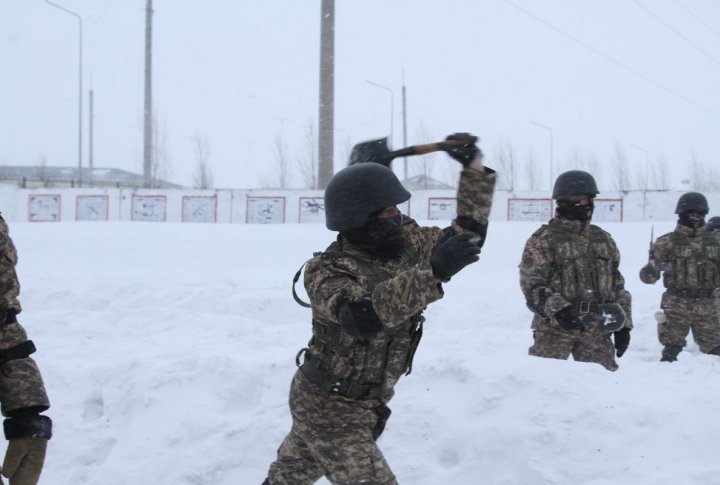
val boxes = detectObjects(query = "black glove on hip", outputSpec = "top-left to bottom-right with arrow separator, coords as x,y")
554,306 -> 584,331
430,233 -> 480,282
613,327 -> 631,358
337,300 -> 383,341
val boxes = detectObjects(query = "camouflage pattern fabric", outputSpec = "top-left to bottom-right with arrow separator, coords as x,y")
0,216 -> 50,416
519,217 -> 632,371
266,167 -> 496,484
0,217 -> 21,315
640,223 -> 720,355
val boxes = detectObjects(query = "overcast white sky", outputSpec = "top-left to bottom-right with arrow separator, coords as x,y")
1,0 -> 719,190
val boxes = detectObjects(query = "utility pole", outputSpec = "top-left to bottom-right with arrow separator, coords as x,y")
89,88 -> 94,186
143,0 -> 154,188
46,1 -> 83,186
318,0 -> 335,188
402,77 -> 408,180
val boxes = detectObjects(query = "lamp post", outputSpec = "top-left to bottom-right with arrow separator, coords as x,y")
530,121 -> 553,191
631,144 -> 649,220
366,80 -> 394,152
46,0 -> 83,187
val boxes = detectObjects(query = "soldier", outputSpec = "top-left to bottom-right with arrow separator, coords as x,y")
640,194 -> 720,362
0,215 -> 52,485
263,134 -> 495,485
519,170 -> 632,371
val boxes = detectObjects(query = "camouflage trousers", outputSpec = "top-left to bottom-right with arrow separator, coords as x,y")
529,316 -> 618,371
659,293 -> 720,353
267,372 -> 397,485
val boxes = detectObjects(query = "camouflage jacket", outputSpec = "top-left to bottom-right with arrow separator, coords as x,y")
640,223 -> 720,291
301,167 -> 495,405
0,217 -> 50,416
519,217 -> 632,330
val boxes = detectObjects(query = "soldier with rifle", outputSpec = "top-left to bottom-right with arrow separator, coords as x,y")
262,133 -> 495,484
640,193 -> 720,362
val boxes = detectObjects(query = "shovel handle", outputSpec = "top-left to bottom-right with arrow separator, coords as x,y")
390,139 -> 467,158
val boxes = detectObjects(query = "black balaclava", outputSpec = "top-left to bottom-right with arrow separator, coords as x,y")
678,211 -> 706,229
341,210 -> 405,259
556,197 -> 594,222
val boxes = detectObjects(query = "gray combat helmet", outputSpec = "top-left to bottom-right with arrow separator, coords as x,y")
324,163 -> 411,231
706,216 -> 720,232
552,170 -> 599,200
675,192 -> 709,215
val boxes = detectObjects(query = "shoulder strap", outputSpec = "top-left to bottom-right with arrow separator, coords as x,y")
292,262 -> 312,308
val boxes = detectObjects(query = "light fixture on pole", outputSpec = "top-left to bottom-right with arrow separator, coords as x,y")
530,121 -> 553,191
46,0 -> 83,187
366,80 -> 394,152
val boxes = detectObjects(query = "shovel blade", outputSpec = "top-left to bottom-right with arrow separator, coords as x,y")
348,137 -> 394,166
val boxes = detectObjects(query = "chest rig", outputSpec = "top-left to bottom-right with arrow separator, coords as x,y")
664,231 -> 720,293
295,241 -> 425,401
547,223 -> 616,305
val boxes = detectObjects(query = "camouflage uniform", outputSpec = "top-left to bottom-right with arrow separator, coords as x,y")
266,167 -> 495,485
0,215 -> 51,485
519,217 -> 633,371
639,223 -> 720,355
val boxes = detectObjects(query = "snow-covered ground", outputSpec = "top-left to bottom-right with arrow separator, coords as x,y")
7,219 -> 719,485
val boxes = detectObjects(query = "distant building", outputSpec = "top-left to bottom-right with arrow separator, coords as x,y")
0,166 -> 181,189
402,174 -> 456,190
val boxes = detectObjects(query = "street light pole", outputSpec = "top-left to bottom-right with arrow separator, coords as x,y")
631,144 -> 649,220
366,80 -> 394,151
46,1 -> 83,187
530,121 -> 553,191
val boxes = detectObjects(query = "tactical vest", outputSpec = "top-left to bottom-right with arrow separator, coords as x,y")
303,241 -> 424,402
547,223 -> 616,304
664,231 -> 720,291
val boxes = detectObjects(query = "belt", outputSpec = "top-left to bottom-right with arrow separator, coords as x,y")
297,351 -> 383,401
573,301 -> 601,314
667,288 -> 714,298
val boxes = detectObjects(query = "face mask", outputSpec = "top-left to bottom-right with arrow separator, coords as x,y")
341,212 -> 405,259
678,212 -> 705,229
556,198 -> 594,222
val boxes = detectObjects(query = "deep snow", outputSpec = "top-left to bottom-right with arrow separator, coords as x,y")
5,219 -> 719,485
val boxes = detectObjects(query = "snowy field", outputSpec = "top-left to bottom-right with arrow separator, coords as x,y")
6,219 -> 719,485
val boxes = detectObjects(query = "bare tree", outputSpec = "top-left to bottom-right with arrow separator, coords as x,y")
35,155 -> 50,188
585,150 -> 601,184
191,131 -> 214,189
297,119 -> 318,189
494,137 -> 517,191
650,154 -> 670,190
151,116 -> 173,188
525,147 -> 541,191
690,153 -> 720,191
609,144 -> 631,191
261,131 -> 292,188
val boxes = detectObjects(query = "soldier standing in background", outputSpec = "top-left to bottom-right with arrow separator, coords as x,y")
0,215 -> 52,485
263,134 -> 495,485
640,193 -> 720,362
519,170 -> 632,371
707,216 -> 720,328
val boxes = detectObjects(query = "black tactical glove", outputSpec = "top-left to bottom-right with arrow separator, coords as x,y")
643,261 -> 661,279
613,327 -> 631,358
337,300 -> 383,341
442,132 -> 481,166
430,233 -> 481,282
554,306 -> 584,331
